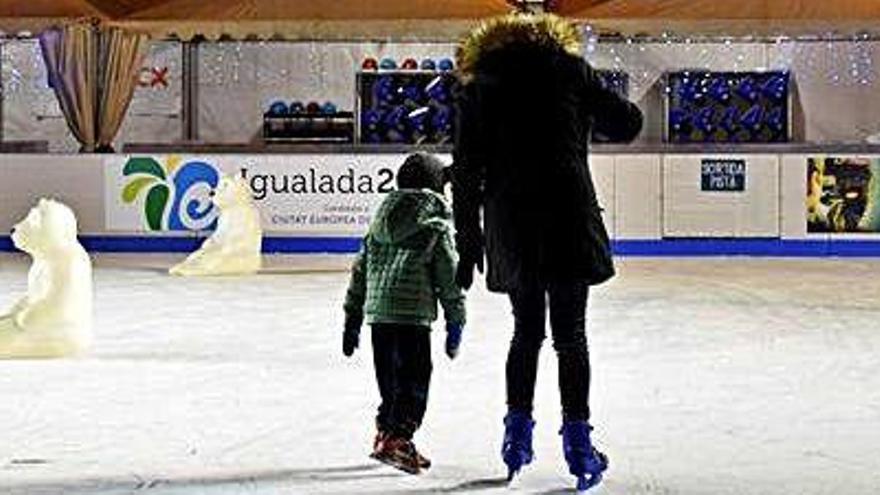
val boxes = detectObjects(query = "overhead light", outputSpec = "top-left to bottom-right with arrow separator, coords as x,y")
512,0 -> 546,14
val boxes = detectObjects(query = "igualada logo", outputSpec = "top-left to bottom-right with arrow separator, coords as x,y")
121,156 -> 220,231
241,167 -> 395,201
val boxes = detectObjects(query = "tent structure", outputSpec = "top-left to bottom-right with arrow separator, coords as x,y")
0,0 -> 102,33
115,0 -> 516,40
0,0 -> 102,17
552,0 -> 880,35
128,0 -> 515,20
6,0 -> 880,39
0,0 -> 517,40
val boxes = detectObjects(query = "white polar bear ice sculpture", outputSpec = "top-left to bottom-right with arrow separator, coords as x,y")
169,175 -> 263,276
0,199 -> 93,358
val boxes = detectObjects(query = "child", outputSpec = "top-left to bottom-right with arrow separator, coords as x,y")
342,152 -> 466,474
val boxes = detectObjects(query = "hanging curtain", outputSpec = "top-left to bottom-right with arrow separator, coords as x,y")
38,23 -> 98,152
39,23 -> 148,153
96,28 -> 148,152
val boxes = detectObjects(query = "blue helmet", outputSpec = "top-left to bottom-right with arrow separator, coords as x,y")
268,100 -> 288,116
289,101 -> 305,114
437,58 -> 454,71
321,101 -> 338,114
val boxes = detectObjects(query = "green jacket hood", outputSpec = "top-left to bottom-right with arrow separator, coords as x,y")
457,13 -> 582,81
369,189 -> 452,246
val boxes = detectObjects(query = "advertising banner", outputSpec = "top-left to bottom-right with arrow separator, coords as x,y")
807,156 -> 880,233
105,154 -> 450,235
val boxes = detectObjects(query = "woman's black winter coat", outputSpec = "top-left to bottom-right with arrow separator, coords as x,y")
452,44 -> 644,293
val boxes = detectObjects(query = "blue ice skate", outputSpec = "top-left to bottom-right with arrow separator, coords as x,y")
560,420 -> 609,492
501,411 -> 535,481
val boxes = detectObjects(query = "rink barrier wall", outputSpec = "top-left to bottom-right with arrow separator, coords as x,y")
3,236 -> 880,256
2,153 -> 880,256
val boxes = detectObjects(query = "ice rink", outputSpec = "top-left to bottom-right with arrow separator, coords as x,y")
1,254 -> 879,495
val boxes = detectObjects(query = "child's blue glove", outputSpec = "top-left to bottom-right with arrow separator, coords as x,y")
445,322 -> 463,359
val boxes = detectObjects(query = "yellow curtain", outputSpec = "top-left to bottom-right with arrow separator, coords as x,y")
97,28 -> 148,152
38,23 -> 97,152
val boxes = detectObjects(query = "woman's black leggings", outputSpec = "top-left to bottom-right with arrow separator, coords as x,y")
506,281 -> 591,421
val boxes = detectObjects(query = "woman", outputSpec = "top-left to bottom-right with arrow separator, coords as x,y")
451,13 -> 643,491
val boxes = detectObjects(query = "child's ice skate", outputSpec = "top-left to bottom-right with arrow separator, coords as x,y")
501,411 -> 535,482
412,442 -> 431,469
560,420 -> 608,492
371,435 -> 428,474
370,430 -> 387,458
370,430 -> 431,470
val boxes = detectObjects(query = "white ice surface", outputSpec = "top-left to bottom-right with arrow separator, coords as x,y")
1,254 -> 879,495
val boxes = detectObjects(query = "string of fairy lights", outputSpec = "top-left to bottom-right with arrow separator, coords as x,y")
0,28 -> 877,147
0,30 -> 876,97
582,26 -> 879,98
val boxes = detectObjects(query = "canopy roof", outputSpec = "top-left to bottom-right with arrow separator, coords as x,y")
0,0 -> 516,39
557,0 -> 880,19
0,0 -> 101,17
6,0 -> 880,39
115,0 -> 516,40
553,0 -> 880,35
129,0 -> 514,20
0,0 -> 101,32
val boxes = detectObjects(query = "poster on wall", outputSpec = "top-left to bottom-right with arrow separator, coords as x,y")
807,157 -> 880,233
104,154 -> 450,235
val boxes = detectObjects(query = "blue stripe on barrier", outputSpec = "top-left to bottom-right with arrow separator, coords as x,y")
0,236 -> 365,254
613,239 -> 880,256
1,236 -> 880,256
611,239 -> 841,257
70,236 -> 365,253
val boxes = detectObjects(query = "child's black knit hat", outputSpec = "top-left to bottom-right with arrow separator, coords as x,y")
397,152 -> 448,193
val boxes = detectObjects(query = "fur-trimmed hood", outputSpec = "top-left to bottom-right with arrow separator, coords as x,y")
456,13 -> 582,80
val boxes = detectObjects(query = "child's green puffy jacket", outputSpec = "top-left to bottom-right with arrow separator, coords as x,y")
344,189 -> 466,328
